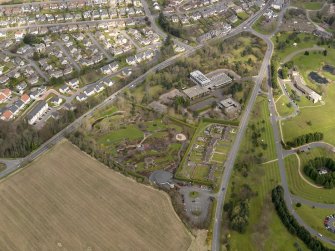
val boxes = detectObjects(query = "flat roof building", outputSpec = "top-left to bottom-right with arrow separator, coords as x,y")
218,97 -> 241,118
190,70 -> 211,87
184,71 -> 233,100
183,85 -> 210,100
292,71 -> 322,103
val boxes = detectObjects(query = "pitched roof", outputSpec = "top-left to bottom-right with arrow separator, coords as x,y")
21,93 -> 30,103
2,110 -> 13,120
1,88 -> 11,97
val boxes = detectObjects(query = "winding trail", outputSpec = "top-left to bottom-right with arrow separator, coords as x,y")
294,153 -> 323,189
281,45 -> 325,64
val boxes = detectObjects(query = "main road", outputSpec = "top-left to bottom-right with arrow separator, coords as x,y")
211,30 -> 274,251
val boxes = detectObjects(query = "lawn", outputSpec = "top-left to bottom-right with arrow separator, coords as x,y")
291,48 -> 335,90
238,96 -> 277,163
80,70 -> 104,85
221,94 -> 307,250
237,11 -> 249,20
130,81 -> 165,103
284,150 -> 335,204
98,106 -> 118,117
99,124 -> 144,145
295,205 -> 335,241
272,32 -> 322,62
223,162 -> 308,251
281,84 -> 335,146
0,140 -> 192,250
275,95 -> 295,117
280,46 -> 335,144
303,2 -> 323,10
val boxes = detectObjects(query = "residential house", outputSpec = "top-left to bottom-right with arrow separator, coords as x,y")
27,100 -> 49,125
0,89 -> 11,103
84,86 -> 96,96
67,79 -> 80,89
21,93 -> 31,104
0,110 -> 13,121
50,96 -> 63,106
76,93 -> 87,102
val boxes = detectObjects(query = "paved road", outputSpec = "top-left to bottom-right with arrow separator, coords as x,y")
0,159 -> 24,179
282,45 -> 325,64
2,50 -> 48,81
140,0 -> 193,51
291,195 -> 335,209
264,2 -> 335,242
86,32 -> 114,61
54,41 -> 81,71
211,37 -> 274,251
0,16 -> 146,32
211,3 -> 278,250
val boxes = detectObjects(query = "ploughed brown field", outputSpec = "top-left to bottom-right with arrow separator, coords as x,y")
0,140 -> 191,250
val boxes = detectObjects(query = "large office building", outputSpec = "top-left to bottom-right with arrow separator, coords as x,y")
184,70 -> 233,100
190,70 -> 211,87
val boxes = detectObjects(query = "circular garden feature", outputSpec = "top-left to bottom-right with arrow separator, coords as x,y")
303,157 -> 335,188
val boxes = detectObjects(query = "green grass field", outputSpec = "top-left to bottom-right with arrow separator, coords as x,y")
281,84 -> 335,145
272,32 -> 322,62
224,162 -> 308,251
291,48 -> 335,90
237,11 -> 249,20
238,96 -> 277,163
296,205 -> 335,241
99,125 -> 144,145
221,94 -> 308,250
303,2 -> 323,10
276,95 -> 295,117
281,46 -> 335,145
284,149 -> 335,204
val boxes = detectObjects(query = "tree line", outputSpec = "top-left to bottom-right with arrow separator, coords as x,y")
270,59 -> 279,89
286,132 -> 323,148
272,186 -> 334,251
304,157 -> 335,188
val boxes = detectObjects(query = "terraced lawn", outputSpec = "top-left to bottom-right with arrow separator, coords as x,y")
284,150 -> 335,204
